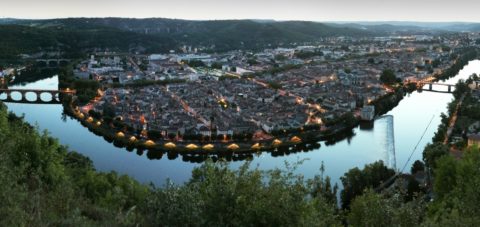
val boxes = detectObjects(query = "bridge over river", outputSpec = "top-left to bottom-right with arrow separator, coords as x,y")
0,88 -> 76,104
418,82 -> 456,93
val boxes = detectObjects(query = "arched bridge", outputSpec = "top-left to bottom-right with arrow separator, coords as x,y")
0,88 -> 76,104
36,59 -> 71,68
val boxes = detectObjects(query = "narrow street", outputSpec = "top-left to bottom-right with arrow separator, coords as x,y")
444,93 -> 466,144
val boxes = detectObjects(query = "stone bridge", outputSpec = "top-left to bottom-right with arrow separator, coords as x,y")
0,88 -> 76,104
35,59 -> 71,68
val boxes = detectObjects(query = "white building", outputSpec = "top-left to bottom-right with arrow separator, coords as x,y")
360,105 -> 375,121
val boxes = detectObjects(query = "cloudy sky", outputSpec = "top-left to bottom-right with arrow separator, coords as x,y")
1,0 -> 479,22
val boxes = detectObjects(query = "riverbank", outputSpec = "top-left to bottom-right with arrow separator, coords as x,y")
59,51 -> 475,158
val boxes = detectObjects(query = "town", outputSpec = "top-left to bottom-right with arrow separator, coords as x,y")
61,33 -> 477,144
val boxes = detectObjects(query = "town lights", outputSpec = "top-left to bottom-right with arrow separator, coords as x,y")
129,136 -> 137,142
251,143 -> 261,150
164,142 -> 176,149
202,144 -> 214,150
96,121 -> 102,126
86,117 -> 94,123
116,132 -> 125,138
227,143 -> 239,150
272,139 -> 282,147
186,144 -> 199,150
290,136 -> 302,143
144,140 -> 156,147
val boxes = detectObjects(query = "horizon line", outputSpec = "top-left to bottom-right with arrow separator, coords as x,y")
1,16 -> 479,24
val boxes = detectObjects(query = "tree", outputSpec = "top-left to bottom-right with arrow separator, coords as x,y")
187,60 -> 205,67
380,69 -> 397,85
348,189 -> 425,227
422,142 -> 449,170
425,146 -> 480,225
453,79 -> 469,99
102,103 -> 116,118
267,81 -> 282,90
210,62 -> 223,69
410,160 -> 425,174
274,54 -> 287,61
340,161 -> 395,209
148,130 -> 163,140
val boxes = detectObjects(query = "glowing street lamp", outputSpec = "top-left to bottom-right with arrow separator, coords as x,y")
272,139 -> 282,147
251,143 -> 261,150
227,143 -> 239,150
164,142 -> 176,149
290,136 -> 302,143
144,140 -> 156,147
202,144 -> 214,150
186,144 -> 199,150
116,132 -> 125,138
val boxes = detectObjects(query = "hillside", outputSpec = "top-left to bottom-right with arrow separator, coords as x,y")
0,24 -> 176,64
2,18 -> 373,54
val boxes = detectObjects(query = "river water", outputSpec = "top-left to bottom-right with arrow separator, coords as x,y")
5,60 -> 480,186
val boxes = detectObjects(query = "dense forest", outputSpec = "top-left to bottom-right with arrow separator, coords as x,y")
0,24 -> 176,64
0,18 -> 373,64
0,100 -> 479,226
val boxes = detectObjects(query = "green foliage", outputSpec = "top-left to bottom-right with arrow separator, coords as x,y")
210,61 -> 223,69
267,81 -> 283,90
0,104 -> 148,225
294,50 -> 324,59
324,112 -> 358,128
348,189 -> 426,227
340,161 -> 396,209
148,130 -> 163,140
72,79 -> 100,104
0,24 -> 175,63
422,142 -> 449,169
380,69 -> 397,85
186,59 -> 205,67
426,147 -> 480,225
274,54 -> 288,61
411,160 -> 425,174
453,79 -> 469,99
142,160 -> 342,226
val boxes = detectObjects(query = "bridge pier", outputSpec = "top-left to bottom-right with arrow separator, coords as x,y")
35,91 -> 42,102
5,91 -> 11,101
428,84 -> 433,91
448,85 -> 452,93
20,91 -> 28,102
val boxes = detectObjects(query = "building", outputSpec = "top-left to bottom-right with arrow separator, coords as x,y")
468,133 -> 480,147
360,105 -> 375,121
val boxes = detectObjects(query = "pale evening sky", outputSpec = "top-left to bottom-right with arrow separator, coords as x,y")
0,0 -> 479,22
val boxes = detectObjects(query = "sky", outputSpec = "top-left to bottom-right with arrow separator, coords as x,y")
1,0 -> 479,22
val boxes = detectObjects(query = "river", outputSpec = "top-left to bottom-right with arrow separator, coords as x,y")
5,60 -> 480,187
